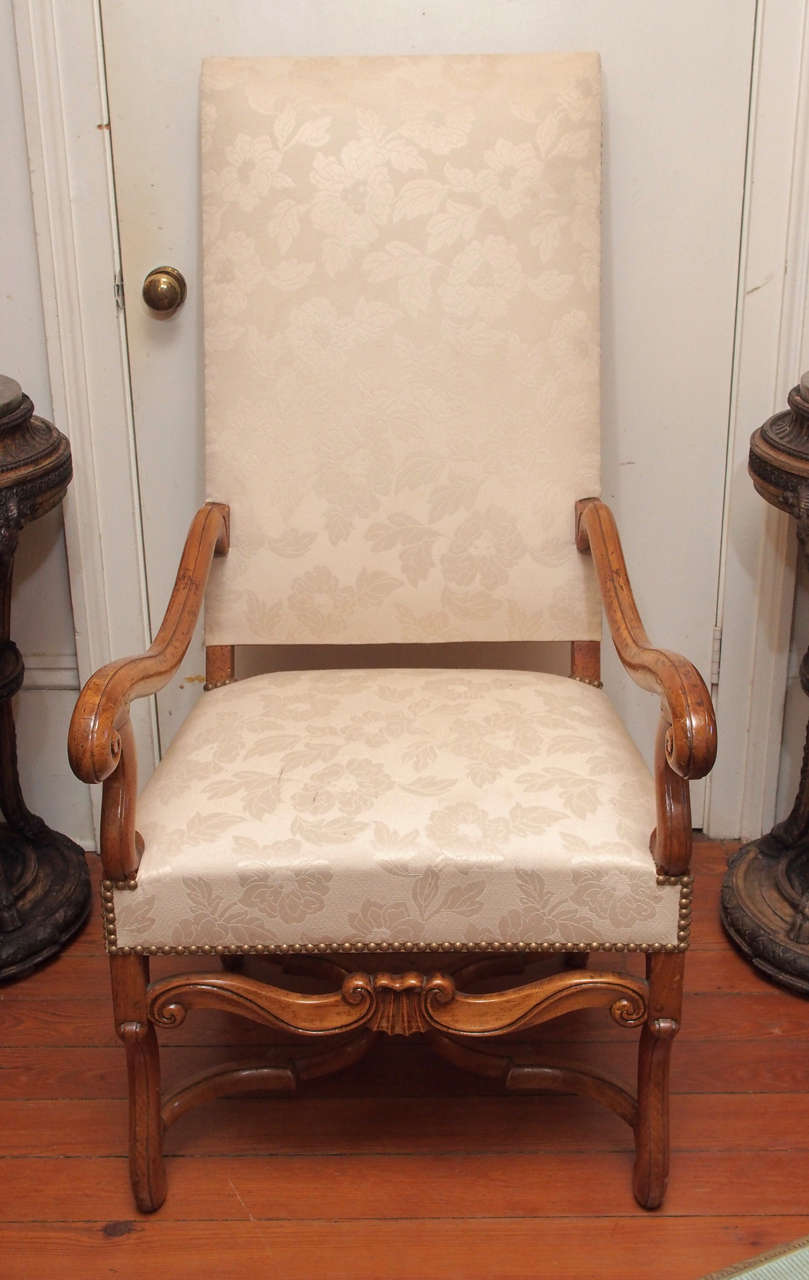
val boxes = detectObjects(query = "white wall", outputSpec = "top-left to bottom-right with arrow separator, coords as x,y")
777,432 -> 809,822
7,0 -> 808,847
1,0 -> 93,847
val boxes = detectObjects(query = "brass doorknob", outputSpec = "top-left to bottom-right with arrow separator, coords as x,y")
142,266 -> 187,315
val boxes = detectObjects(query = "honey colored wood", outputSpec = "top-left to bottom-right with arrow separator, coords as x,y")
576,498 -> 717,783
0,839 -> 797,1280
68,502 -> 229,788
9,1085 -> 809,1160
129,961 -> 651,1208
98,718 -> 141,882
148,966 -> 647,1041
2,1219 -> 806,1280
651,711 -> 694,877
68,502 -> 228,885
576,496 -> 714,887
148,969 -> 380,1036
65,493 -> 715,1214
11,982 -> 809,1054
110,953 -> 166,1213
633,951 -> 684,1209
9,1023 -> 809,1102
95,954 -> 661,1212
2,1002 -> 808,1280
204,644 -> 234,689
427,1031 -> 638,1125
0,1150 -> 807,1223
161,1033 -> 374,1129
570,638 -> 601,684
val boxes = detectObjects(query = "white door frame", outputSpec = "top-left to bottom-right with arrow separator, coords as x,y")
12,0 -> 158,833
706,0 -> 809,837
12,0 -> 809,840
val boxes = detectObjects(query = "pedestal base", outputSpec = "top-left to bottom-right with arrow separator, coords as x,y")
0,825 -> 91,980
720,841 -> 809,996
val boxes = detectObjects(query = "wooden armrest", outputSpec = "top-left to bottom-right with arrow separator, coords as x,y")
68,501 -> 229,785
575,498 -> 716,781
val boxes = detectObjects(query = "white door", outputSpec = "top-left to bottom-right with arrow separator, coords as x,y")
100,0 -> 757,820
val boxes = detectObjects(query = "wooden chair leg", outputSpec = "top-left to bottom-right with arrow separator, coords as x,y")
633,951 -> 684,1209
111,953 -> 167,1213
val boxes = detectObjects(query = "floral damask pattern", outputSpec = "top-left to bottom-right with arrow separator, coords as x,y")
200,54 -> 602,645
111,669 -> 681,951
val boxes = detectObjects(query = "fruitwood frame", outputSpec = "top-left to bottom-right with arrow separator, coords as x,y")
68,496 -> 716,1213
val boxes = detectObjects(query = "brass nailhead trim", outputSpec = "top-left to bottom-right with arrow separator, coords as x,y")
104,873 -> 691,957
103,876 -> 138,891
101,884 -> 118,950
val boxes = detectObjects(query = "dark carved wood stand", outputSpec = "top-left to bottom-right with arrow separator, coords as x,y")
722,373 -> 809,994
0,376 -> 90,980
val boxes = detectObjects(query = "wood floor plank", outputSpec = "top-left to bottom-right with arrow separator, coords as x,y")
1,955 -> 108,1000
0,1000 -> 118,1047
166,1092 -> 809,1157
681,946 -> 781,992
1,1150 -> 807,1222
5,986 -> 804,1051
2,837 -> 805,1280
692,840 -> 737,876
689,874 -> 734,947
4,1092 -> 809,1159
1,1217 -> 805,1280
3,1032 -> 808,1099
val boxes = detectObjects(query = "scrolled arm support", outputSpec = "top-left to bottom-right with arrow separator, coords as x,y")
68,502 -> 229,785
575,498 -> 716,781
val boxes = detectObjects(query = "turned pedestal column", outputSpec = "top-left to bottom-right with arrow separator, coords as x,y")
722,373 -> 809,994
0,376 -> 90,979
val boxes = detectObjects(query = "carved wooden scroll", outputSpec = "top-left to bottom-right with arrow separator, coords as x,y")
148,967 -> 647,1040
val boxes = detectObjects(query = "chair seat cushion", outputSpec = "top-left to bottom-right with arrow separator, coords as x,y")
108,669 -> 686,954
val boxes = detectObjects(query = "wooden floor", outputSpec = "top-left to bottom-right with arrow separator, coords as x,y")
1,839 -> 808,1279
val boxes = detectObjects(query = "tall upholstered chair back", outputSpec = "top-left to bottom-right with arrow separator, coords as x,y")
68,52 -> 718,1219
201,54 -> 602,647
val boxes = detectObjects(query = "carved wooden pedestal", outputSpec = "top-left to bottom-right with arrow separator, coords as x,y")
721,373 -> 809,993
113,950 -> 678,1213
0,377 -> 90,979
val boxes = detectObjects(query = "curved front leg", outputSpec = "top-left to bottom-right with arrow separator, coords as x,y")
633,951 -> 683,1210
112,954 -> 166,1213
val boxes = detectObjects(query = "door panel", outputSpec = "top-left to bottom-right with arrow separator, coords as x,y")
102,0 -> 755,809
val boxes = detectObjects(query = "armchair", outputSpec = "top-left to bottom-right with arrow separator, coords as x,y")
69,53 -> 716,1214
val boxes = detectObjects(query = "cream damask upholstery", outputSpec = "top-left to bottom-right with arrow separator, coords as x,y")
70,49 -> 717,1215
109,668 -> 681,954
101,51 -> 688,959
202,53 -> 602,645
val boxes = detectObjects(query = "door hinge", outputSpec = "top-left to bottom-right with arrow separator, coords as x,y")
114,270 -> 125,311
710,624 -> 722,687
